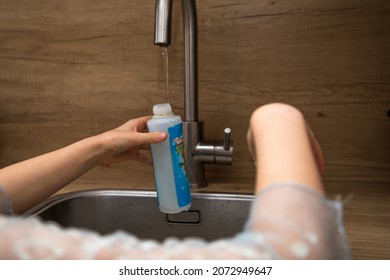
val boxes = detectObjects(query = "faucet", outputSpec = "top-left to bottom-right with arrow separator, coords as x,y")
154,0 -> 233,188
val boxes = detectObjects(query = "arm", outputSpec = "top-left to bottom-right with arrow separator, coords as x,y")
245,103 -> 349,259
0,104 -> 349,260
247,103 -> 325,194
0,116 -> 167,214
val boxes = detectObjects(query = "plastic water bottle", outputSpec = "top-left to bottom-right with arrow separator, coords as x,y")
147,103 -> 191,213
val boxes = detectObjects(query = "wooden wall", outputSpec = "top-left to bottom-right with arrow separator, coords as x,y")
0,0 -> 389,259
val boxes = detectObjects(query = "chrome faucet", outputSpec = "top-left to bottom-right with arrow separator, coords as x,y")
154,0 -> 233,188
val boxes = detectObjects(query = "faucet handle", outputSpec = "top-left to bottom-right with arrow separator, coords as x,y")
193,127 -> 233,165
215,128 -> 233,165
223,128 -> 232,151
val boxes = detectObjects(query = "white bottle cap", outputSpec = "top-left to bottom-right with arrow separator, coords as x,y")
153,103 -> 173,116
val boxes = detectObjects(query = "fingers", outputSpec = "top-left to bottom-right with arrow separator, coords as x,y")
116,116 -> 152,132
305,122 -> 325,175
131,131 -> 167,146
139,130 -> 169,150
246,127 -> 256,162
133,116 -> 152,132
312,139 -> 325,175
139,139 -> 159,150
135,152 -> 153,166
140,143 -> 151,150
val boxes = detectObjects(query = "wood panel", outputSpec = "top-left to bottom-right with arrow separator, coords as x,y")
0,0 -> 389,259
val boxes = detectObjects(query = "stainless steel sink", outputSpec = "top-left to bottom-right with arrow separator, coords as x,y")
24,190 -> 254,241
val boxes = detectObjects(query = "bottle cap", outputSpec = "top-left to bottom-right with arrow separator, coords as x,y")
153,103 -> 173,116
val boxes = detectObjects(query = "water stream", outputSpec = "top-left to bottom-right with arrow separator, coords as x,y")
161,47 -> 170,104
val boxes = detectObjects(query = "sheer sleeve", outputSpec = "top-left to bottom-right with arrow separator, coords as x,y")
0,182 -> 350,259
243,182 -> 350,259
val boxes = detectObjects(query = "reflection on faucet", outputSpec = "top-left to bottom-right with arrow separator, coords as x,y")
154,0 -> 233,188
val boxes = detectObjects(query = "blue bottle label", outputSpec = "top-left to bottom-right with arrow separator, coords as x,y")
168,123 -> 191,207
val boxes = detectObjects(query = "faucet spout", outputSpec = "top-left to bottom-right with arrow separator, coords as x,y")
154,0 -> 173,47
154,0 -> 232,188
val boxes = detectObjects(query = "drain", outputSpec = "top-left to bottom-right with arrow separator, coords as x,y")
166,210 -> 201,225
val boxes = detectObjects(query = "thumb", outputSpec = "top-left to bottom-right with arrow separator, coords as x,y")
131,132 -> 167,146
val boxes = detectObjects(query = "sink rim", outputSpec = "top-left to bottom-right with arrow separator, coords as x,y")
23,189 -> 255,217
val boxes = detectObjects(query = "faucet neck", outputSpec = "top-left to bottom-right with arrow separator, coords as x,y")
181,0 -> 198,122
154,0 -> 198,122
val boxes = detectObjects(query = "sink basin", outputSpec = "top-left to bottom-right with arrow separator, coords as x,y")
24,190 -> 254,241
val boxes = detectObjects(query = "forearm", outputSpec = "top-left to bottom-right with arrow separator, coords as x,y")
250,104 -> 324,194
0,116 -> 165,214
0,137 -> 103,214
